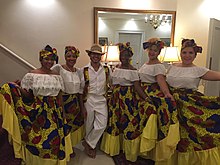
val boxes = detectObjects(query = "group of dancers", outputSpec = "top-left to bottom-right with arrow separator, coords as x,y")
1,38 -> 220,165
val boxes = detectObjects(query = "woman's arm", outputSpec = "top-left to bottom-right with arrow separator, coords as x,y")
11,81 -> 34,99
202,70 -> 220,81
133,80 -> 148,100
57,91 -> 66,119
79,94 -> 87,118
156,74 -> 174,101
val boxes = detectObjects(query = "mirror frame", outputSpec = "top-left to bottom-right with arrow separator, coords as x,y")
94,7 -> 176,46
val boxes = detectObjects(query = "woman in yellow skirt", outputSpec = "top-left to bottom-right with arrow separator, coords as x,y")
139,38 -> 179,162
164,39 -> 220,165
101,42 -> 156,162
0,45 -> 72,165
52,46 -> 84,157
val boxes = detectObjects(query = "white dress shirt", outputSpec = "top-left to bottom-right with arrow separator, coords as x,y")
79,63 -> 109,95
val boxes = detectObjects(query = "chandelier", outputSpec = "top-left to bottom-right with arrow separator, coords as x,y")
145,14 -> 169,29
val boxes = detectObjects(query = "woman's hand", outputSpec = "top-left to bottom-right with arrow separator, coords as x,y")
10,80 -> 21,88
81,106 -> 87,119
164,92 -> 175,101
14,79 -> 21,86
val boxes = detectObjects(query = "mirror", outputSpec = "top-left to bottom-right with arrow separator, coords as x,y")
94,7 -> 176,68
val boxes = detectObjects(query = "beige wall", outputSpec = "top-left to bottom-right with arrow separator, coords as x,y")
175,0 -> 220,67
0,0 -> 176,69
2,0 -> 220,70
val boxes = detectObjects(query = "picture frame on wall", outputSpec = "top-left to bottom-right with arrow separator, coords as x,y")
160,38 -> 171,47
99,37 -> 108,46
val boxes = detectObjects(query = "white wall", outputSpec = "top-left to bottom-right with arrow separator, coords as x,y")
99,19 -> 171,44
0,0 -> 177,71
175,0 -> 220,67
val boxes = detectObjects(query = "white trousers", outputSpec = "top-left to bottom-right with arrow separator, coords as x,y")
84,94 -> 108,149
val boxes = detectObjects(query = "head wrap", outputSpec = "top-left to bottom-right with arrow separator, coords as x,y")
116,42 -> 133,57
65,46 -> 80,57
39,45 -> 58,62
181,39 -> 202,54
143,38 -> 165,50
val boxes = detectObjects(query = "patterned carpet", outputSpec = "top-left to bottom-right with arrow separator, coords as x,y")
0,129 -> 22,165
112,152 -> 155,165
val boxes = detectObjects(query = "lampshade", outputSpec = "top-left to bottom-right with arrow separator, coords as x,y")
159,46 -> 180,62
102,45 -> 120,62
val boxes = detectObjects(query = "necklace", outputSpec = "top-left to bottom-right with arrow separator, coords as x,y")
40,67 -> 53,74
65,65 -> 75,72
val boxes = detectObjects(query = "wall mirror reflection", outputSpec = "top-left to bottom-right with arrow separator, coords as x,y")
94,7 -> 176,68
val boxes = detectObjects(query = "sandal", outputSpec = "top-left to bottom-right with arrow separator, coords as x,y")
70,148 -> 76,158
82,141 -> 96,158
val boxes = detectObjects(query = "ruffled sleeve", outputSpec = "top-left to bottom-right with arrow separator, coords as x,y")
166,66 -> 209,89
196,66 -> 209,77
21,73 -> 34,90
112,68 -> 139,86
113,68 -> 139,82
21,73 -> 64,96
51,64 -> 62,74
154,64 -> 166,76
139,64 -> 166,83
139,64 -> 166,76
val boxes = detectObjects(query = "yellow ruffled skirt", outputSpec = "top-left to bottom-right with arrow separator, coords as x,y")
0,83 -> 73,165
100,85 -> 157,162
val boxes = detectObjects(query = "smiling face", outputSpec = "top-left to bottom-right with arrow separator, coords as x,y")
180,47 -> 196,66
65,51 -> 77,67
119,50 -> 131,65
89,52 -> 102,64
40,55 -> 55,70
148,45 -> 161,61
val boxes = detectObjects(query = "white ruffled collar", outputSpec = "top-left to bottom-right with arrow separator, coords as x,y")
21,73 -> 64,95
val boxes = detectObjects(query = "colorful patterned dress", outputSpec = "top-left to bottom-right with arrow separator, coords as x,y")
100,68 -> 156,162
164,65 -> 220,165
52,64 -> 84,147
138,63 -> 179,161
0,73 -> 72,165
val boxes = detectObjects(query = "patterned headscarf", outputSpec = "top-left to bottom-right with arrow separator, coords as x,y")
116,42 -> 133,57
65,46 -> 80,57
39,45 -> 58,61
181,39 -> 202,54
143,38 -> 165,50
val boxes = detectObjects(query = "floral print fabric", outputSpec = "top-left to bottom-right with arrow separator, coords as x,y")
106,84 -> 155,140
63,93 -> 84,134
1,83 -> 67,160
170,87 -> 220,152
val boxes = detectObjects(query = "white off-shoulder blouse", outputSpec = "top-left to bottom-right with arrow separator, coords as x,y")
166,65 -> 209,90
139,63 -> 166,83
21,73 -> 64,96
52,64 -> 80,94
112,68 -> 139,86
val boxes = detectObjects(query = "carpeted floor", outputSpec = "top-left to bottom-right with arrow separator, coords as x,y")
0,129 -> 22,165
112,152 -> 155,165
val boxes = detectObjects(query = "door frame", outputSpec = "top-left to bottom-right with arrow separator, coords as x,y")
204,18 -> 220,96
115,30 -> 145,68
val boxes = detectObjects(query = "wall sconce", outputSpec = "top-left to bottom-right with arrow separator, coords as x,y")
159,46 -> 180,63
145,14 -> 169,29
102,45 -> 120,70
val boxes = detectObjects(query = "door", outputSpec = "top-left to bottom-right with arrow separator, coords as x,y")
204,18 -> 220,96
116,31 -> 144,69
